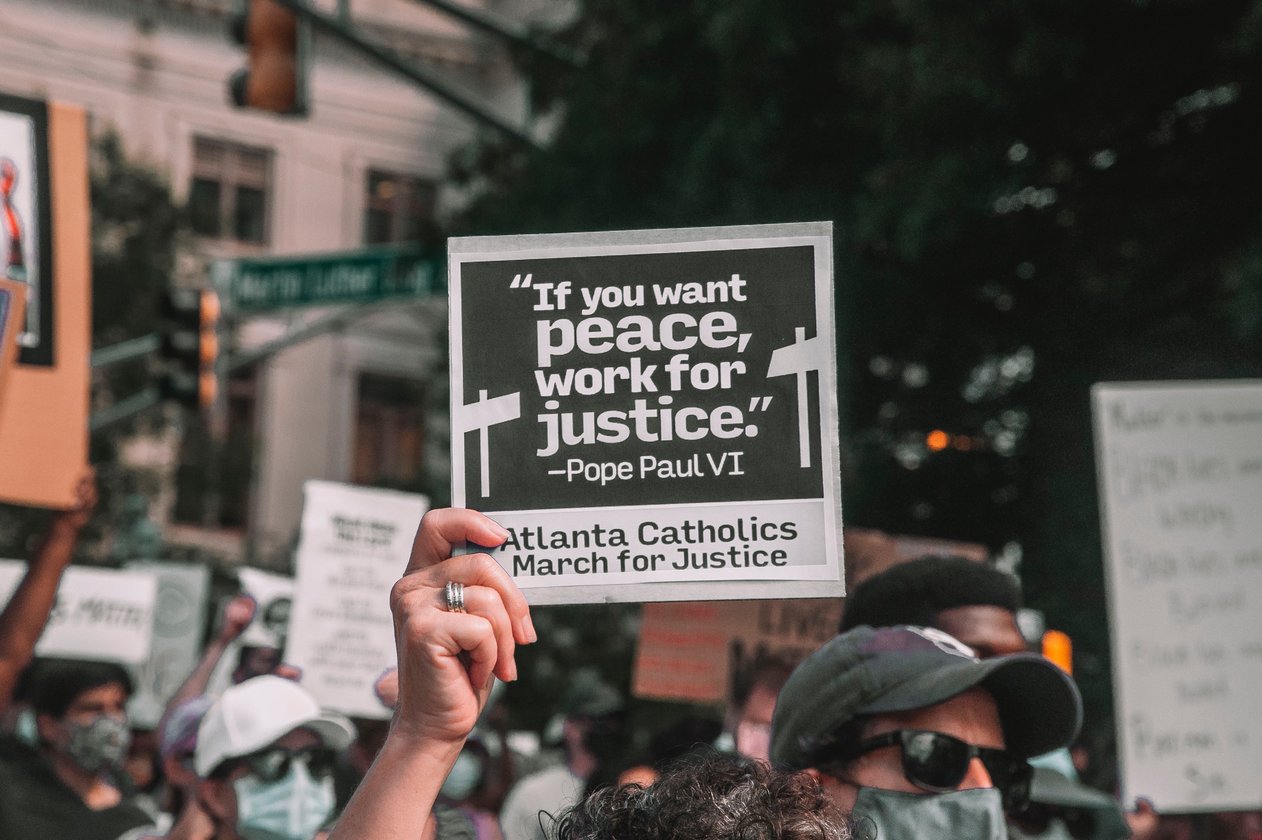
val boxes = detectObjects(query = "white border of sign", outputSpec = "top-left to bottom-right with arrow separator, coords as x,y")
450,222 -> 844,605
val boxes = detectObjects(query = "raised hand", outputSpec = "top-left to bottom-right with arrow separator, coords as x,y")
218,594 -> 257,642
388,508 -> 535,746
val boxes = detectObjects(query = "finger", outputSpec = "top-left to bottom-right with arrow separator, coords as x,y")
405,508 -> 510,575
422,553 -> 534,645
455,585 -> 517,682
374,668 -> 399,709
273,664 -> 303,681
432,612 -> 499,697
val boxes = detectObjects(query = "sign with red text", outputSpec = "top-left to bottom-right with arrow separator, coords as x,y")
1093,381 -> 1262,812
450,223 -> 843,605
633,597 -> 844,702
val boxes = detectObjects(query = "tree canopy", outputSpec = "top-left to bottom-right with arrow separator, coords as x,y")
452,0 -> 1262,765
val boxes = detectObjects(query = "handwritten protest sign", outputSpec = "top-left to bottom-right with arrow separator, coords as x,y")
633,598 -> 844,703
125,563 -> 210,729
449,223 -> 843,605
285,481 -> 428,719
1093,381 -> 1262,811
0,561 -> 156,665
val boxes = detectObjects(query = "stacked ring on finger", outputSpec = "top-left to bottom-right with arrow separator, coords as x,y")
445,581 -> 467,614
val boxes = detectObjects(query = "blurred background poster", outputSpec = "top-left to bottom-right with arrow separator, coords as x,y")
0,99 -> 88,508
0,278 -> 24,402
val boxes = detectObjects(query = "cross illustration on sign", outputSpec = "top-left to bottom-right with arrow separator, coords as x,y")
767,326 -> 821,468
456,389 -> 522,497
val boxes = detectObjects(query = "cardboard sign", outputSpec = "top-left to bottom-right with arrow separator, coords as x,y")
285,481 -> 429,719
633,598 -> 844,703
0,278 -> 25,403
0,98 -> 90,508
0,561 -> 157,665
1093,381 -> 1262,812
125,563 -> 210,729
449,223 -> 843,605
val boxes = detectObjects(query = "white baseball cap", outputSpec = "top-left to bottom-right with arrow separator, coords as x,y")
194,675 -> 357,777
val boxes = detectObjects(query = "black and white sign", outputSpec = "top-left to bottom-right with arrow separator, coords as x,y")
285,481 -> 429,719
450,223 -> 843,604
0,561 -> 156,664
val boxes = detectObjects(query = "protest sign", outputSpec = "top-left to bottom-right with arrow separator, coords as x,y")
0,99 -> 90,508
285,481 -> 428,719
0,561 -> 156,665
633,598 -> 843,703
125,563 -> 210,729
236,566 -> 294,648
0,279 -> 25,404
1093,381 -> 1262,812
206,566 -> 295,695
449,223 -> 843,605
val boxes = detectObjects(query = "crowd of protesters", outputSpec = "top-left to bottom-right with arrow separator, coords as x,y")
0,473 -> 1258,839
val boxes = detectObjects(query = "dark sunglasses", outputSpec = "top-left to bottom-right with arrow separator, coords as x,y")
1010,802 -> 1096,839
239,746 -> 336,783
844,729 -> 1032,812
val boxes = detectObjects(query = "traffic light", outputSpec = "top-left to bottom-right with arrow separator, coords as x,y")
1042,629 -> 1073,675
228,0 -> 309,116
160,288 -> 221,410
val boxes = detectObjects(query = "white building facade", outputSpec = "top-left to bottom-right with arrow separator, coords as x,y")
0,0 -> 548,562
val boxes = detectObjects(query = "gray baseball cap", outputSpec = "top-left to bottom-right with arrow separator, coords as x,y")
769,625 -> 1082,768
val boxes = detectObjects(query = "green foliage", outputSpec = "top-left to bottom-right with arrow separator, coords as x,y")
450,0 -> 1262,758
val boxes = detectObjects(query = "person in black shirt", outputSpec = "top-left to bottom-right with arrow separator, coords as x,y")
0,658 -> 152,840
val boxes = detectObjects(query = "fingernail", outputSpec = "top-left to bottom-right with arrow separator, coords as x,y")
524,612 -> 538,644
487,519 -> 511,541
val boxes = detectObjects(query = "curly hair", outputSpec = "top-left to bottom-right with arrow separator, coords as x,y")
552,750 -> 855,840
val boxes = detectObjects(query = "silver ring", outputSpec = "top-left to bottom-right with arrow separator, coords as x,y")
445,581 -> 466,614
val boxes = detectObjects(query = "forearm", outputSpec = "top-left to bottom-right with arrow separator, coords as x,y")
0,523 -> 78,707
156,636 -> 232,734
330,730 -> 464,840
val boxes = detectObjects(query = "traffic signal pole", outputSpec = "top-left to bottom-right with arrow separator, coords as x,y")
263,0 -> 540,149
87,296 -> 426,433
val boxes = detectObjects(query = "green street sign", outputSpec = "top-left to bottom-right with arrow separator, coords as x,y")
215,245 -> 445,312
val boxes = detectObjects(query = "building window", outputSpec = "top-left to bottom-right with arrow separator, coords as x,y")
353,373 -> 426,488
189,137 -> 272,244
363,169 -> 438,245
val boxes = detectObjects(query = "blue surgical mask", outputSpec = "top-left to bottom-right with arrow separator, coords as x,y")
15,708 -> 38,746
440,750 -> 484,801
851,786 -> 1007,840
233,759 -> 335,840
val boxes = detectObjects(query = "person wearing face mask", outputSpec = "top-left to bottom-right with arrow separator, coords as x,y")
721,653 -> 793,762
0,657 -> 153,839
500,670 -> 625,840
839,555 -> 1131,840
191,675 -> 355,840
770,624 -> 1083,840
